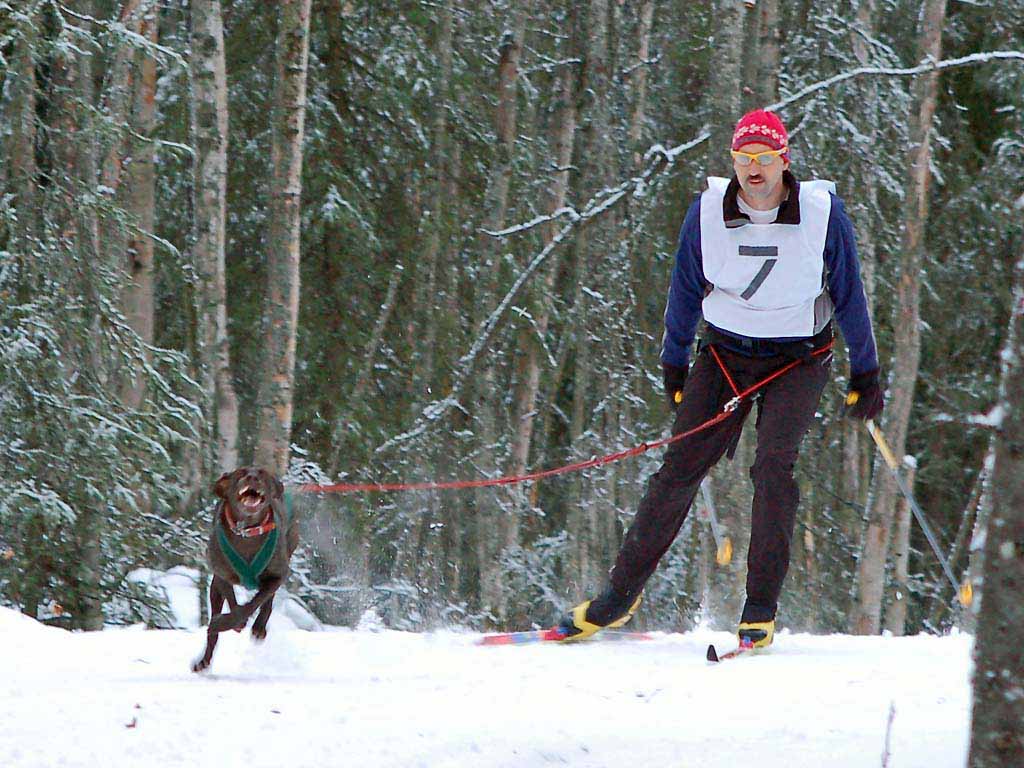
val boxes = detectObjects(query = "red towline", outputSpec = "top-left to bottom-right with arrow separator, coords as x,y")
297,343 -> 832,496
296,423 -> 717,495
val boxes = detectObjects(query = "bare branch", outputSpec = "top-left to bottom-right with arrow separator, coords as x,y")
767,51 -> 1024,114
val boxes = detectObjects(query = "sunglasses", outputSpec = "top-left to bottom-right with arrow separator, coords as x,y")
730,148 -> 787,166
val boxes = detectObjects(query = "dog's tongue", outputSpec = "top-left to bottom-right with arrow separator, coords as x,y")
239,487 -> 264,508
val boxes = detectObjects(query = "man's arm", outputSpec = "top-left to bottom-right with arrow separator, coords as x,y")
661,198 -> 708,376
824,195 -> 879,377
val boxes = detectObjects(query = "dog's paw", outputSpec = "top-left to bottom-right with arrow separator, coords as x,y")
191,656 -> 211,673
208,615 -> 232,633
251,625 -> 268,642
210,611 -> 247,634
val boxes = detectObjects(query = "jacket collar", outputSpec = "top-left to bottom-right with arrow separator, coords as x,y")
723,170 -> 800,228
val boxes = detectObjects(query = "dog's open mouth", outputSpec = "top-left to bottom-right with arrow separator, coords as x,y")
237,485 -> 266,509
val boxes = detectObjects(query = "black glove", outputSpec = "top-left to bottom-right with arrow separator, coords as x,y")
662,362 -> 688,413
845,369 -> 884,421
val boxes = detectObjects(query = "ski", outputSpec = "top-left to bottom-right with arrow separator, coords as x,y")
478,627 -> 654,646
477,627 -> 568,646
706,638 -> 755,662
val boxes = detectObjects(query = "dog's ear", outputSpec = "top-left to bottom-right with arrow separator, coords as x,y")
213,472 -> 234,499
260,468 -> 285,499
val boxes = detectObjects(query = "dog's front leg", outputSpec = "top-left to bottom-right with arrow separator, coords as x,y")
211,576 -> 282,634
242,577 -> 283,640
193,575 -> 232,672
251,597 -> 275,641
240,576 -> 282,624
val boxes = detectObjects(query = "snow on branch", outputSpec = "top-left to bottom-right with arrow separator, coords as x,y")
480,207 -> 580,238
479,130 -> 710,241
374,50 -> 1024,457
766,51 -> 1024,115
56,3 -> 188,70
376,130 -> 709,454
521,56 -> 582,77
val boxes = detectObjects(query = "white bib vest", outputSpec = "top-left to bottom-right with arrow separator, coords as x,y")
699,176 -> 836,338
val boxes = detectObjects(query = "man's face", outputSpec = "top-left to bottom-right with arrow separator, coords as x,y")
733,141 -> 789,209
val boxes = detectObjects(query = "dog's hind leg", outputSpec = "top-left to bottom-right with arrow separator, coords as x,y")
251,597 -> 274,641
192,575 -> 232,672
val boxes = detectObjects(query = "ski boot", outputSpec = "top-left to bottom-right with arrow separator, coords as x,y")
737,601 -> 776,649
557,589 -> 642,642
736,619 -> 774,649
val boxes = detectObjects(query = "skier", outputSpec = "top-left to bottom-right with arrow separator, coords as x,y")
559,109 -> 883,649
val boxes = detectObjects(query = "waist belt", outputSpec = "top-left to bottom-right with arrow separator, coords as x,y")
701,322 -> 833,361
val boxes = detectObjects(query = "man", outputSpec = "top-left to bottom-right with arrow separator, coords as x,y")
559,109 -> 883,648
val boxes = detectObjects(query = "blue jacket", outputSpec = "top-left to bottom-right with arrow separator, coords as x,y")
660,174 -> 879,377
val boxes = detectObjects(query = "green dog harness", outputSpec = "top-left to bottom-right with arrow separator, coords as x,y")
216,492 -> 292,589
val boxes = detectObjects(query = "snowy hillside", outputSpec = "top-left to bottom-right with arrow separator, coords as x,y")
0,604 -> 973,768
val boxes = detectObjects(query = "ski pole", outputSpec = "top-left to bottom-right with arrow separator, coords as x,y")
847,394 -> 973,606
699,477 -> 733,566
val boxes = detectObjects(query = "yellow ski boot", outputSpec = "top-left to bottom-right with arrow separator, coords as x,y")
737,619 -> 775,649
557,593 -> 642,642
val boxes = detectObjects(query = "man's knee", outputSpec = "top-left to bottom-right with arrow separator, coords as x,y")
749,450 -> 797,485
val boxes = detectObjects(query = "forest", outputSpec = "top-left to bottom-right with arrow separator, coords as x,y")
0,0 -> 1022,759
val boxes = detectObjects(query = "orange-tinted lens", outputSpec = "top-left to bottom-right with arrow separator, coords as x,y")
732,149 -> 784,166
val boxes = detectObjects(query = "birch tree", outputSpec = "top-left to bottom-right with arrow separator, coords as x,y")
121,2 -> 158,409
255,0 -> 313,476
190,0 -> 240,472
851,0 -> 947,636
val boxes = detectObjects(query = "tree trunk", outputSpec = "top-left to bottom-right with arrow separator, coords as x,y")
503,31 -> 579,615
474,0 -> 529,623
395,0 -> 454,625
961,437 -> 996,634
849,0 -> 879,308
850,0 -> 946,636
351,266 -> 402,403
567,0 -> 612,594
967,242 -> 1024,767
51,15 -> 104,631
739,1 -> 761,111
99,0 -> 143,195
9,8 -> 39,251
415,0 -> 455,395
254,0 -> 312,477
628,0 -> 655,166
120,4 -> 158,409
841,0 -> 881,516
9,9 -> 41,618
883,461 -> 916,635
928,446 -> 986,629
703,0 -> 748,627
755,0 -> 780,106
191,0 -> 240,473
705,0 -> 744,177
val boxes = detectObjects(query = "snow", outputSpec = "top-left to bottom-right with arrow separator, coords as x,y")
0,599 -> 974,768
124,566 -> 324,632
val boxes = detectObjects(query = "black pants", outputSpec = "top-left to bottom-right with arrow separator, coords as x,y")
607,340 -> 831,622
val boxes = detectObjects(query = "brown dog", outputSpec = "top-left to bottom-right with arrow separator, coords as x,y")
192,466 -> 299,672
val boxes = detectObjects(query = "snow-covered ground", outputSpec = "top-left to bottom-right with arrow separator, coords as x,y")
0,597 -> 973,768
